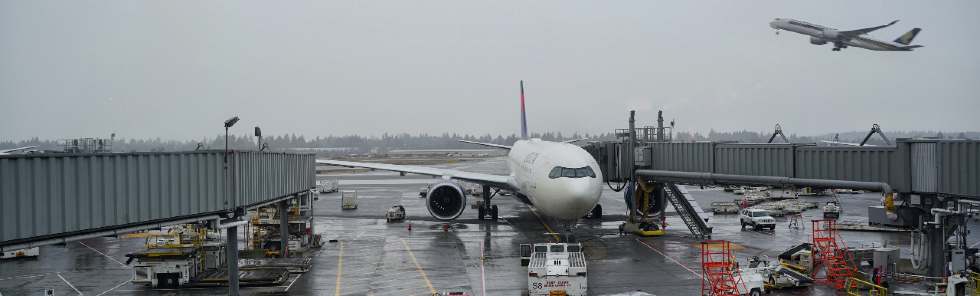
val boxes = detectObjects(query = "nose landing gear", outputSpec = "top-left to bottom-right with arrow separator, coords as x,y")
583,204 -> 603,219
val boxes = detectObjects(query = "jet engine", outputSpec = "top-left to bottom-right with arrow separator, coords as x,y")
820,29 -> 840,40
425,182 -> 466,220
810,36 -> 828,45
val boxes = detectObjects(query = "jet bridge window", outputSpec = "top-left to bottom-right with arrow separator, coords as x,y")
548,166 -> 596,179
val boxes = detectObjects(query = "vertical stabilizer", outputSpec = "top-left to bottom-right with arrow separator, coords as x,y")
520,80 -> 528,139
894,28 -> 921,45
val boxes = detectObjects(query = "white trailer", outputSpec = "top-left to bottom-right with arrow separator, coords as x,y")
522,243 -> 587,296
341,190 -> 358,210
0,247 -> 39,259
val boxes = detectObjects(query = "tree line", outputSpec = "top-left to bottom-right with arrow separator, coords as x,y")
1,130 -> 974,154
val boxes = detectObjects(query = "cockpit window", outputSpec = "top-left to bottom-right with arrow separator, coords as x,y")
548,166 -> 596,179
549,167 -> 562,178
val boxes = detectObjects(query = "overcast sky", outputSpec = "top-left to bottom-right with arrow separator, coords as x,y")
1,1 -> 978,141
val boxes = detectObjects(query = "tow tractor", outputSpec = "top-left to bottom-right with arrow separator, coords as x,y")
743,256 -> 813,291
521,242 -> 587,296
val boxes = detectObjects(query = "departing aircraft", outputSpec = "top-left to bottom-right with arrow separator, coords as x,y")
317,81 -> 604,223
0,146 -> 37,155
770,18 -> 922,51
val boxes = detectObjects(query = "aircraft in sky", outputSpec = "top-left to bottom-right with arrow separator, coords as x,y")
770,18 -> 922,51
317,81 -> 604,223
0,146 -> 37,155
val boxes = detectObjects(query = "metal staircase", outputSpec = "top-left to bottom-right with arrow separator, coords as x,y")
663,183 -> 712,240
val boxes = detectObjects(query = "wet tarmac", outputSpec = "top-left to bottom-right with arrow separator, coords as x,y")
2,157 -> 978,295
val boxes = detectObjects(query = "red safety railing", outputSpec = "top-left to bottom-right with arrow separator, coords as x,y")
701,240 -> 745,296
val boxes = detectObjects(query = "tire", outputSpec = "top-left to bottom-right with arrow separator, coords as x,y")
478,207 -> 485,220
741,222 -> 746,230
592,204 -> 603,219
750,288 -> 762,296
491,205 -> 499,221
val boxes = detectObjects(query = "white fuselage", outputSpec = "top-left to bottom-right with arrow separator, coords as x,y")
769,18 -> 913,51
505,139 -> 603,220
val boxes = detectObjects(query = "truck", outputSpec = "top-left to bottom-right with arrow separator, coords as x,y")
341,190 -> 358,210
521,243 -> 587,296
740,209 -> 776,231
822,201 -> 841,219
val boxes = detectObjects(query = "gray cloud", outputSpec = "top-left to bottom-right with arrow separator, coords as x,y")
1,0 -> 978,141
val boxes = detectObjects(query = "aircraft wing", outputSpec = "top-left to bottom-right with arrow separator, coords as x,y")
0,146 -> 37,155
562,139 -> 587,144
317,159 -> 515,189
458,140 -> 511,150
821,140 -> 876,147
839,20 -> 898,37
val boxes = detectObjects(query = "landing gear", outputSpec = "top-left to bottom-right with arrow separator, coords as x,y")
586,204 -> 603,219
832,41 -> 846,51
478,185 -> 498,221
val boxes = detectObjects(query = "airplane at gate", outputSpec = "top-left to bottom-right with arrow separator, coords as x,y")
770,18 -> 922,51
316,81 -> 604,222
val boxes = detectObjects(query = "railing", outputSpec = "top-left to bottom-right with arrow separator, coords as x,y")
844,277 -> 888,296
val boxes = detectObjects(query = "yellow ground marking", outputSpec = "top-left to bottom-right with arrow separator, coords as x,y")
531,210 -> 560,242
401,238 -> 437,295
335,241 -> 345,296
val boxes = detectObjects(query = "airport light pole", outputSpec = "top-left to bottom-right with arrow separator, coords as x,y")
222,116 -> 240,296
224,116 -> 239,165
254,126 -> 262,151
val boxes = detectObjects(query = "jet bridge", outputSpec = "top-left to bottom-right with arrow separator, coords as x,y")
584,111 -> 980,278
0,150 -> 315,248
0,150 -> 315,295
587,138 -> 980,199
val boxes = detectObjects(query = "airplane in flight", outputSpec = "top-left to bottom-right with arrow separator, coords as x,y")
0,146 -> 37,155
770,18 -> 922,51
317,81 -> 604,224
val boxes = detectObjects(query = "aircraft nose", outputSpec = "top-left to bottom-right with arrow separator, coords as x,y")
769,20 -> 779,29
563,179 -> 600,211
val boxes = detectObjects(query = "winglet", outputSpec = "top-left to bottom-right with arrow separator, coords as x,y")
519,80 -> 528,139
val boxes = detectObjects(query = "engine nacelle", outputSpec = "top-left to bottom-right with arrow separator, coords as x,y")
810,36 -> 828,45
820,29 -> 839,40
425,182 -> 467,220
